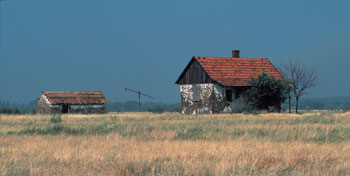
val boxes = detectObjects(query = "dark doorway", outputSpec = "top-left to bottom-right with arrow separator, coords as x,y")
226,89 -> 232,102
61,104 -> 69,113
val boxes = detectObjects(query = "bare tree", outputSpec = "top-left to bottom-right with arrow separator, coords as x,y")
278,59 -> 318,113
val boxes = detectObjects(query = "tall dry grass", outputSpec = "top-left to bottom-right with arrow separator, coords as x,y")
1,111 -> 350,175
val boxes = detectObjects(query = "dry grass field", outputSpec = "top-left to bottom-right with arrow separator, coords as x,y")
1,111 -> 350,175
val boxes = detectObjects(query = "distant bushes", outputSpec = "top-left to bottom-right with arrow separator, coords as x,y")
168,106 -> 181,113
148,106 -> 164,114
148,106 -> 181,113
107,101 -> 181,112
343,106 -> 350,112
0,107 -> 21,114
0,107 -> 36,114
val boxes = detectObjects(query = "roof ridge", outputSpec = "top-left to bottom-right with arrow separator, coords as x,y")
44,91 -> 102,93
42,91 -> 107,105
194,56 -> 267,59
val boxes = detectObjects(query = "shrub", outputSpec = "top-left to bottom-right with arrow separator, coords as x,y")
247,72 -> 290,112
169,106 -> 181,113
50,114 -> 62,123
0,107 -> 35,114
116,108 -> 124,113
22,108 -> 30,114
241,107 -> 259,115
148,106 -> 164,114
0,107 -> 21,114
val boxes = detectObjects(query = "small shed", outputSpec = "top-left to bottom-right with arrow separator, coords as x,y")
36,91 -> 107,114
175,50 -> 283,114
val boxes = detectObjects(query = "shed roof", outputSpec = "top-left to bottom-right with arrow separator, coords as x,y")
176,56 -> 283,86
42,91 -> 107,105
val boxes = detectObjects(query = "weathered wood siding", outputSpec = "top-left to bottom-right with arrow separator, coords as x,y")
177,60 -> 214,85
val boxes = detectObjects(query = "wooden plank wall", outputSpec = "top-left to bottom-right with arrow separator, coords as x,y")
177,60 -> 213,85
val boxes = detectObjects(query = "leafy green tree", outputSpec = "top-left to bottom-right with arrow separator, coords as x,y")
247,72 -> 290,112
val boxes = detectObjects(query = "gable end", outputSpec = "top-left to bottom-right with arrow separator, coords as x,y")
175,57 -> 214,85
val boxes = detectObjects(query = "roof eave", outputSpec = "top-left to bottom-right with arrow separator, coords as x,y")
175,56 -> 196,84
265,58 -> 284,79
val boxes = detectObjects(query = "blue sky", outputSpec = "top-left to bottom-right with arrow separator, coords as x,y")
0,0 -> 349,103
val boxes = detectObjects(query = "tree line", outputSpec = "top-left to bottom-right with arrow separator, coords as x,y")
0,100 -> 181,114
2,97 -> 350,114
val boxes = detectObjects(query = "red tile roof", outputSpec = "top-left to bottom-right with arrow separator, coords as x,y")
194,56 -> 283,86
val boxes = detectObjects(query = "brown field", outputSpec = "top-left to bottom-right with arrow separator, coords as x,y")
1,111 -> 350,175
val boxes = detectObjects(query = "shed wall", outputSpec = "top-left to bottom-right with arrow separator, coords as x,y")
36,95 -> 52,114
180,84 -> 250,114
180,84 -> 214,114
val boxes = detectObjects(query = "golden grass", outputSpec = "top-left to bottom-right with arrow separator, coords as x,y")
1,111 -> 350,175
1,135 -> 350,175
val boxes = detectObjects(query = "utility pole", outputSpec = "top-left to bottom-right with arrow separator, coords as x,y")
125,88 -> 154,112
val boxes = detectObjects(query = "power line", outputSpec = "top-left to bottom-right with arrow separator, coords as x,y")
125,88 -> 154,112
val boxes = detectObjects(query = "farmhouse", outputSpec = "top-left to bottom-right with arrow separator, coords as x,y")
175,50 -> 283,114
36,91 -> 107,114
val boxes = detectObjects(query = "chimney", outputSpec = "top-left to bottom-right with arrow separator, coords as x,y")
232,50 -> 240,58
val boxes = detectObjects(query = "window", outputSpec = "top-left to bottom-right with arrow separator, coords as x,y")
193,85 -> 200,102
226,89 -> 232,102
